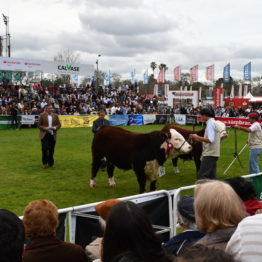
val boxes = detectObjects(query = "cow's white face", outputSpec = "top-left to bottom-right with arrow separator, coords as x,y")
162,129 -> 192,158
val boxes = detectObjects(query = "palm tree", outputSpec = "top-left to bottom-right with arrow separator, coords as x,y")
150,62 -> 157,79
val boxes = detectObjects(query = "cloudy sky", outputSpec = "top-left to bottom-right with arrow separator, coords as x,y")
1,0 -> 262,81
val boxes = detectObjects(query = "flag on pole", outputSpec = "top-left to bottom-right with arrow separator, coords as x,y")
174,66 -> 181,81
143,70 -> 148,84
157,68 -> 165,83
230,84 -> 235,98
244,62 -> 251,82
206,65 -> 214,81
223,63 -> 230,83
190,65 -> 198,82
104,71 -> 110,86
238,83 -> 243,97
131,70 -> 136,85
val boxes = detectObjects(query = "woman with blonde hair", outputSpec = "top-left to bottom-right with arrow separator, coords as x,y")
194,180 -> 246,251
22,200 -> 89,262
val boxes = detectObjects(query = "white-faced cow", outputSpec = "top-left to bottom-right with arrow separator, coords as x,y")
90,126 -> 192,193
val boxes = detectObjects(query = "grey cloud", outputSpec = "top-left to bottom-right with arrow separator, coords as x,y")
79,8 -> 177,36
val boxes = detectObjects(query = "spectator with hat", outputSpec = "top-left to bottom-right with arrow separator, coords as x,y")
85,199 -> 122,261
235,112 -> 262,174
163,196 -> 204,257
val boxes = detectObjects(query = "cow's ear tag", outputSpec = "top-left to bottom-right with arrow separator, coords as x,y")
159,166 -> 166,177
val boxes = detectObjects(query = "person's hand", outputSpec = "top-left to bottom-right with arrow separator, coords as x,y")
190,134 -> 199,140
44,127 -> 50,131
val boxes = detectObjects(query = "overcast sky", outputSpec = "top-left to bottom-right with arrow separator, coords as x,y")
1,0 -> 262,81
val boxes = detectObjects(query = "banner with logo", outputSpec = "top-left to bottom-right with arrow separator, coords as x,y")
157,68 -> 165,83
223,63 -> 230,83
131,70 -> 136,85
174,66 -> 181,81
104,71 -> 110,86
190,65 -> 198,82
109,115 -> 129,126
186,115 -> 197,125
21,115 -> 35,125
174,114 -> 186,125
206,65 -> 214,81
0,57 -> 94,76
143,70 -> 148,84
59,115 -> 101,128
214,88 -> 224,108
244,62 -> 251,82
143,114 -> 156,125
215,117 -> 262,127
128,115 -> 143,126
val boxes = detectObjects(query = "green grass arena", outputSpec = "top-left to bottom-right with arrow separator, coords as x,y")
0,124 -> 251,215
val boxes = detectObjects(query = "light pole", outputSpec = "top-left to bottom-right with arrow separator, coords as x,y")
96,54 -> 101,90
2,14 -> 10,57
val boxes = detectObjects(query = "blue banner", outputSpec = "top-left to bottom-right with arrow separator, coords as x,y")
104,71 -> 110,86
143,71 -> 148,84
109,115 -> 129,126
128,115 -> 143,126
244,62 -> 251,81
131,70 -> 136,85
223,63 -> 230,83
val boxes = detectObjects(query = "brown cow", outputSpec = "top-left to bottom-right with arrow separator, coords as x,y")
162,125 -> 205,174
90,126 -> 192,193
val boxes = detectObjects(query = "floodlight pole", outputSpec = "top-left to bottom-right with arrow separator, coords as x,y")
96,54 -> 101,91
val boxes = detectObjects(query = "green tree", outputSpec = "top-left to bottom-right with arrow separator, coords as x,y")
150,62 -> 157,79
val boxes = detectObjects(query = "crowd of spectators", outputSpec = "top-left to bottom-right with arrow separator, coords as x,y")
0,83 -> 173,116
1,177 -> 262,262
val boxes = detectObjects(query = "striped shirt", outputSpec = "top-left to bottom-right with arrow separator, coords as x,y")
226,214 -> 262,262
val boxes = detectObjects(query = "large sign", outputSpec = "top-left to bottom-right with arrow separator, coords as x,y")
174,114 -> 186,125
167,90 -> 199,108
0,57 -> 94,76
59,115 -> 100,128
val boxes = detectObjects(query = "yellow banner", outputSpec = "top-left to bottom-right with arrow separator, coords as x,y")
59,115 -> 106,128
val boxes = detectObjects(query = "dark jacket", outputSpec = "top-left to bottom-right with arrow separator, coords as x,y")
163,230 -> 205,256
23,236 -> 89,262
92,117 -> 110,134
195,227 -> 236,251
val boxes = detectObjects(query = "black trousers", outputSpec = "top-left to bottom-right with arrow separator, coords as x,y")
41,133 -> 56,166
197,156 -> 218,180
11,115 -> 18,129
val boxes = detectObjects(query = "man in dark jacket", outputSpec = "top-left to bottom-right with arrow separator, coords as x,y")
92,111 -> 110,134
163,196 -> 204,257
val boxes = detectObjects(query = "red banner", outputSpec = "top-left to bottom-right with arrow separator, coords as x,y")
214,88 -> 224,108
215,117 -> 262,127
157,68 -> 165,83
174,66 -> 181,81
206,65 -> 214,81
190,65 -> 198,82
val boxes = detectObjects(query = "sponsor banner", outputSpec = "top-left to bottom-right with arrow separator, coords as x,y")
174,114 -> 186,125
21,115 -> 35,125
174,66 -> 181,81
214,88 -> 224,108
59,115 -> 101,128
186,115 -> 197,125
0,57 -> 94,76
128,115 -> 143,126
215,117 -> 262,127
190,65 -> 198,82
109,115 -> 129,126
244,62 -> 251,82
223,63 -> 230,83
206,65 -> 214,81
143,114 -> 156,125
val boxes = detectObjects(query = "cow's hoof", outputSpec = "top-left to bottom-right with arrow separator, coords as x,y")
108,178 -> 116,187
90,179 -> 96,188
174,167 -> 180,174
